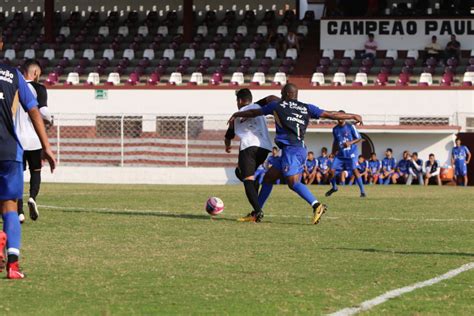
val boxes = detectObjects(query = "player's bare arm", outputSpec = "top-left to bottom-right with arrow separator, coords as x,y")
28,107 -> 56,173
320,111 -> 363,125
224,122 -> 235,153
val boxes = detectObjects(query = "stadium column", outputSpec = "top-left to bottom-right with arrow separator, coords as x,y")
44,0 -> 55,43
183,0 -> 194,43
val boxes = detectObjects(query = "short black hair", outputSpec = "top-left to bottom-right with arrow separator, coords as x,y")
455,137 -> 461,142
368,33 -> 374,38
272,146 -> 278,150
358,155 -> 364,159
412,152 -> 418,156
386,148 -> 393,153
308,151 -> 314,155
429,153 -> 435,157
321,147 -> 328,152
370,152 -> 376,156
432,35 -> 437,40
235,88 -> 252,102
23,59 -> 41,74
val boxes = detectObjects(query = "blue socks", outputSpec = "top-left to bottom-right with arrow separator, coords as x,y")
258,183 -> 273,209
355,176 -> 366,194
384,177 -> 391,185
3,211 -> 21,258
291,182 -> 318,206
330,177 -> 338,191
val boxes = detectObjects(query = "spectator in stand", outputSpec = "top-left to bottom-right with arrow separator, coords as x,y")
283,31 -> 300,53
303,151 -> 318,185
379,148 -> 397,185
391,150 -> 410,184
445,34 -> 461,61
424,35 -> 442,62
368,152 -> 381,184
349,155 -> 368,185
451,138 -> 471,186
407,152 -> 424,185
361,33 -> 378,60
424,153 -> 441,186
316,147 -> 330,185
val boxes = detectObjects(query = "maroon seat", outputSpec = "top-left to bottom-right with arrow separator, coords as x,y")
469,57 -> 474,66
319,57 -> 330,67
339,58 -> 352,67
462,81 -> 473,86
383,58 -> 394,69
404,58 -> 416,68
426,57 -> 437,67
375,73 -> 388,86
361,58 -> 373,68
239,58 -> 252,67
45,72 -> 59,85
147,73 -> 160,85
440,73 -> 453,86
210,72 -> 223,85
126,72 -> 140,85
397,73 -> 410,86
446,57 -> 458,67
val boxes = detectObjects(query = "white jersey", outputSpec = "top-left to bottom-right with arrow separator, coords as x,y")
234,103 -> 273,152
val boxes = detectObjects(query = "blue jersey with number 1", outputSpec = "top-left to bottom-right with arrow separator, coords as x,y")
332,123 -> 361,159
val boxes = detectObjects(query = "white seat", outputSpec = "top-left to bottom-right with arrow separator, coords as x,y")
256,25 -> 268,36
244,48 -> 256,60
66,72 -> 80,85
63,48 -> 75,60
189,72 -> 203,85
224,48 -> 236,60
273,72 -> 287,85
169,72 -> 183,85
59,26 -> 70,37
463,72 -> 474,83
103,49 -> 114,60
137,25 -> 149,37
230,72 -> 245,85
4,49 -> 16,60
163,48 -> 175,60
343,49 -> 356,60
43,49 -> 55,60
236,25 -> 248,36
297,25 -> 308,36
197,25 -> 208,36
203,48 -> 215,60
86,72 -> 100,85
322,49 -> 334,60
98,26 -> 109,37
157,26 -> 169,37
332,72 -> 346,86
285,48 -> 298,60
470,50 -> 474,57
143,49 -> 154,60
419,72 -> 433,86
251,72 -> 266,85
386,49 -> 398,60
123,49 -> 134,60
354,72 -> 368,86
216,25 -> 228,36
277,25 -> 288,36
83,49 -> 94,60
311,72 -> 325,86
407,49 -> 419,60
107,72 -> 121,85
118,26 -> 129,37
183,48 -> 195,60
176,26 -> 183,34
23,49 -> 35,59
265,48 -> 277,60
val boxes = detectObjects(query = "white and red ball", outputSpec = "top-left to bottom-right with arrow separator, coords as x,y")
205,197 -> 224,215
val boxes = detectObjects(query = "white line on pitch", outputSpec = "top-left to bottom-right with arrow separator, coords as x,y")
328,261 -> 474,316
38,204 -> 474,223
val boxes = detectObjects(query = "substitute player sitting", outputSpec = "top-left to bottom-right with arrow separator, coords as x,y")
424,153 -> 441,186
379,148 -> 397,185
349,155 -> 368,185
316,147 -> 330,184
451,138 -> 471,186
368,152 -> 381,185
391,150 -> 410,184
303,151 -> 318,185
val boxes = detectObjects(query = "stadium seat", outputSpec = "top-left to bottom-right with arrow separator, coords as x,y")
183,48 -> 195,60
470,50 -> 474,57
332,72 -> 346,86
322,49 -> 334,60
103,49 -> 114,60
386,49 -> 398,60
224,48 -> 236,60
216,25 -> 228,36
285,48 -> 298,60
98,26 -> 109,37
297,25 -> 308,37
118,26 -> 129,37
256,25 -> 268,36
126,72 -> 140,85
106,72 -> 120,85
83,49 -> 95,60
418,73 -> 433,86
65,72 -> 80,85
236,25 -> 248,37
407,49 -> 419,60
354,72 -> 368,86
45,72 -> 59,85
311,72 -> 325,86
440,73 -> 453,86
203,48 -> 215,60
197,25 -> 208,36
375,73 -> 388,86
251,72 -> 266,85
343,49 -> 356,60
397,73 -> 410,86
231,72 -> 245,85
244,48 -> 256,60
4,49 -> 15,60
189,72 -> 203,85
462,72 -> 474,85
59,26 -> 70,37
265,48 -> 277,60
143,49 -> 154,60
137,26 -> 149,37
169,72 -> 183,85
210,72 -> 223,85
163,49 -> 175,60
277,25 -> 288,36
122,49 -> 135,60
43,49 -> 55,60
24,49 -> 35,59
63,49 -> 75,60
147,73 -> 160,85
273,72 -> 287,85
86,72 -> 100,85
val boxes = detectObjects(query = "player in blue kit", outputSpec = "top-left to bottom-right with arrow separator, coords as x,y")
368,152 -> 381,184
349,155 -> 368,185
0,35 -> 56,279
379,148 -> 397,185
303,151 -> 318,185
451,138 -> 471,186
228,83 -> 362,224
325,112 -> 366,198
316,147 -> 330,184
391,150 -> 410,184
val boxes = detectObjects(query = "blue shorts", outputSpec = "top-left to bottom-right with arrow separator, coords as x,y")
273,146 -> 307,177
455,163 -> 467,176
0,161 -> 24,201
331,156 -> 358,172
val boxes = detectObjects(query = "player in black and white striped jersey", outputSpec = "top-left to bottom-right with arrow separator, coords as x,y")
15,59 -> 52,223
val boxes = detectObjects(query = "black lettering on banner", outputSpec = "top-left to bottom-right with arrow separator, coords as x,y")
353,21 -> 364,35
366,21 -> 377,33
379,21 -> 390,35
341,21 -> 351,35
440,21 -> 452,35
392,21 -> 404,35
453,20 -> 464,34
328,21 -> 338,35
468,20 -> 474,35
425,21 -> 438,34
406,21 -> 417,34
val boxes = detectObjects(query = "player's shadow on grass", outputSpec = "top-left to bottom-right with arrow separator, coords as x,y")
322,247 -> 474,258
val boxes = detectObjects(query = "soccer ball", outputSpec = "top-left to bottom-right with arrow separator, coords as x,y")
205,197 -> 224,215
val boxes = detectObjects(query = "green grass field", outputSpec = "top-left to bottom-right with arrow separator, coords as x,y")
2,183 -> 473,315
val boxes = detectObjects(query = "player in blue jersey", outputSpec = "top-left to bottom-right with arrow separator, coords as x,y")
349,155 -> 368,185
316,147 -> 330,184
451,138 -> 471,186
379,148 -> 397,185
391,150 -> 410,184
367,152 -> 381,184
228,83 -> 363,224
303,151 -> 318,185
0,36 -> 56,278
325,112 -> 366,198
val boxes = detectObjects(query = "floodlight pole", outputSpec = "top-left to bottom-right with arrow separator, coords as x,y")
44,0 -> 55,43
183,0 -> 194,43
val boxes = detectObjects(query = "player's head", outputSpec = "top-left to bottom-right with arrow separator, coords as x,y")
412,152 -> 418,159
451,34 -> 456,41
429,153 -> 435,162
337,110 -> 346,125
431,35 -> 437,43
328,153 -> 334,159
321,147 -> 327,156
23,59 -> 42,82
370,152 -> 377,160
403,150 -> 410,159
455,137 -> 461,146
272,146 -> 279,156
235,88 -> 252,108
385,148 -> 393,157
281,83 -> 298,101
308,151 -> 314,160
358,155 -> 365,162
368,33 -> 374,41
